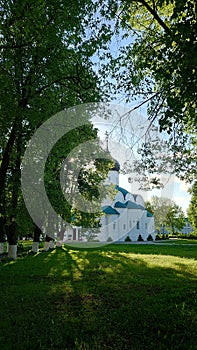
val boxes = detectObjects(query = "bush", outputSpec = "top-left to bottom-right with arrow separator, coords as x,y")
125,236 -> 131,242
161,233 -> 169,240
107,236 -> 113,242
147,234 -> 153,241
177,233 -> 197,240
155,234 -> 161,240
17,242 -> 25,252
137,234 -> 144,242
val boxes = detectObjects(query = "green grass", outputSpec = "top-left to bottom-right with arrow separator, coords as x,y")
155,239 -> 197,245
0,244 -> 197,350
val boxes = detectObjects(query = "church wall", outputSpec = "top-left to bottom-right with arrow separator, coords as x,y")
99,214 -> 119,241
117,209 -> 155,242
105,170 -> 119,186
99,158 -> 155,243
99,206 -> 155,242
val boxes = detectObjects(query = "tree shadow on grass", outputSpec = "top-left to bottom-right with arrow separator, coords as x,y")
50,248 -> 197,350
0,246 -> 197,350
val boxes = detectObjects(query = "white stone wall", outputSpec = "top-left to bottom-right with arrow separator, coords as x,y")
67,166 -> 155,243
105,170 -> 119,186
99,206 -> 155,242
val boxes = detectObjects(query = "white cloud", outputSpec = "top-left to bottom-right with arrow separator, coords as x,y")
173,195 -> 190,214
172,176 -> 190,190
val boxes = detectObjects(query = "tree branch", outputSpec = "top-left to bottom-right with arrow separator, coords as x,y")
32,76 -> 79,97
138,0 -> 171,34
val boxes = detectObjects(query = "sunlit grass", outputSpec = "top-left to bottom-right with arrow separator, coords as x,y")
0,244 -> 197,350
155,239 -> 197,244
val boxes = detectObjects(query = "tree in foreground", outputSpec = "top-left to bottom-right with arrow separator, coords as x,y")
0,0 -> 112,257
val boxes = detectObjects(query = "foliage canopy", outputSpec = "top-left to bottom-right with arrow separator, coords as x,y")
0,0 -> 112,236
97,0 -> 197,182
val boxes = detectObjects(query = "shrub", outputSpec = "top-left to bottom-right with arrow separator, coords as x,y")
137,234 -> 144,242
125,236 -> 131,242
107,236 -> 113,242
155,234 -> 161,240
161,233 -> 169,240
147,234 -> 153,241
177,233 -> 197,240
17,242 -> 25,252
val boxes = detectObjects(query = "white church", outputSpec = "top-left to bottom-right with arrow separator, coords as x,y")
98,158 -> 155,242
63,157 -> 155,244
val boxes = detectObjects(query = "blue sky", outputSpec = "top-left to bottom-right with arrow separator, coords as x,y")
119,173 -> 191,215
91,108 -> 191,215
89,17 -> 192,216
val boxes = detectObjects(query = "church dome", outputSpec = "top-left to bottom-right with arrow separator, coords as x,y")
110,158 -> 120,172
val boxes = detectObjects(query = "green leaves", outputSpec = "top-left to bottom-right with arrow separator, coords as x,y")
97,0 -> 197,182
145,195 -> 185,233
0,0 -> 113,230
187,182 -> 197,231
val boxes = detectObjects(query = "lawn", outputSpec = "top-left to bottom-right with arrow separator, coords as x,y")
0,244 -> 197,350
154,239 -> 197,245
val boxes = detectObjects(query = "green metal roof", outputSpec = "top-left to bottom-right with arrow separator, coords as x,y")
146,211 -> 154,217
115,185 -> 129,199
137,204 -> 145,210
102,206 -> 120,215
125,201 -> 144,209
114,201 -> 127,208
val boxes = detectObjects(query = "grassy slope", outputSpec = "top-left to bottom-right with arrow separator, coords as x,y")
0,244 -> 197,350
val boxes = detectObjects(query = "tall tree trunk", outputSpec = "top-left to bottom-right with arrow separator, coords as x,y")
0,123 -> 17,203
57,222 -> 65,247
0,216 -> 6,254
6,126 -> 23,259
32,225 -> 42,253
6,218 -> 18,259
11,127 -> 22,214
43,234 -> 52,251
